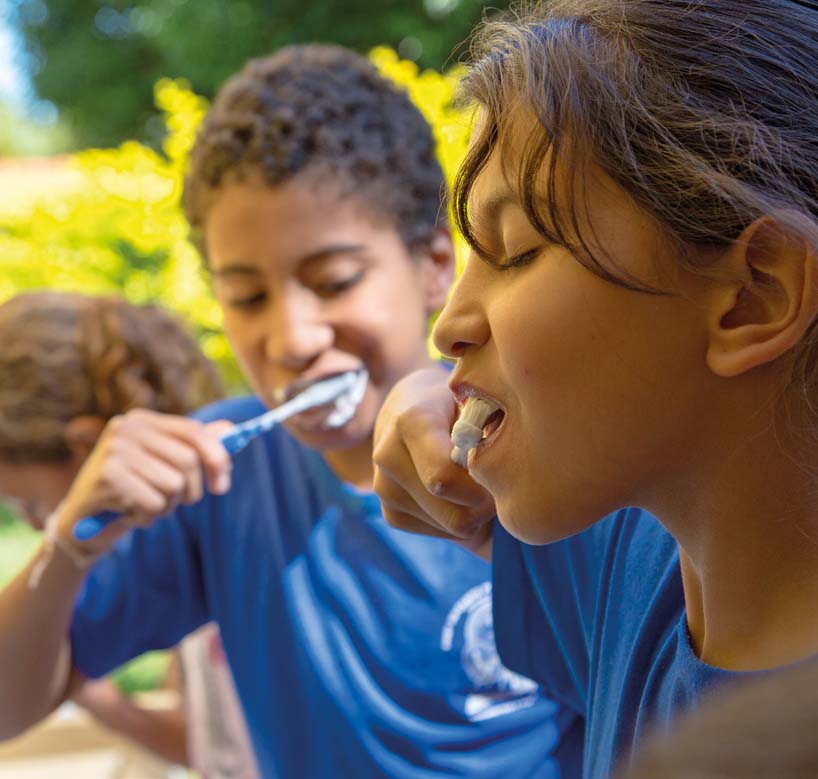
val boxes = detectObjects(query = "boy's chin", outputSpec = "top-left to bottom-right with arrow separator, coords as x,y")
284,415 -> 373,451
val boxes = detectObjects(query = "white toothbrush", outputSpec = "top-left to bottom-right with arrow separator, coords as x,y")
220,370 -> 364,454
450,397 -> 497,467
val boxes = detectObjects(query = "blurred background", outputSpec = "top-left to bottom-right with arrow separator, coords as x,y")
2,0 -> 510,150
0,2 -> 510,777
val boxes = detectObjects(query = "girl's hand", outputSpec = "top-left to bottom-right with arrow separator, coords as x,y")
52,409 -> 234,558
373,368 -> 495,558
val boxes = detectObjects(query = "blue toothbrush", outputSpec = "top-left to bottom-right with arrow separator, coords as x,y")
73,371 -> 362,541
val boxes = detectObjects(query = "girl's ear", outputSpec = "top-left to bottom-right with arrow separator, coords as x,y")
63,415 -> 106,462
417,227 -> 457,313
705,218 -> 818,378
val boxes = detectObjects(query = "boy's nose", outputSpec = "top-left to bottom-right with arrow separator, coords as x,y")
264,298 -> 333,369
432,257 -> 490,358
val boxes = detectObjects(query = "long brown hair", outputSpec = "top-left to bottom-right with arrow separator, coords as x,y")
0,292 -> 224,463
457,1 -> 818,270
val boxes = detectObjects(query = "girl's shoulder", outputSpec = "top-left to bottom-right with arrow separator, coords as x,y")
492,509 -> 681,709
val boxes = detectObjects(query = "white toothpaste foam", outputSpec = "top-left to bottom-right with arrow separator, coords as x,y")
325,369 -> 368,428
450,397 -> 498,467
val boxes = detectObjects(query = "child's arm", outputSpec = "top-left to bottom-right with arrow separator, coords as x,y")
0,538 -> 87,738
373,368 -> 495,559
0,410 -> 231,740
68,661 -> 189,767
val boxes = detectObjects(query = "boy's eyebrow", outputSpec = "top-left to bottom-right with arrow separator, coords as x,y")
211,243 -> 368,278
298,243 -> 368,268
210,265 -> 261,278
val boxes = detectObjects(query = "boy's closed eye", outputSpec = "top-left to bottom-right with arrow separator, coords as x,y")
307,267 -> 366,298
226,291 -> 267,309
212,277 -> 267,309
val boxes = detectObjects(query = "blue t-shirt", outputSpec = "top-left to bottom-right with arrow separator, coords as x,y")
492,508 -> 768,779
71,396 -> 581,778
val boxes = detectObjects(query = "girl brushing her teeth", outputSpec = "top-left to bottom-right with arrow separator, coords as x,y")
0,46 -> 580,778
373,2 -> 818,777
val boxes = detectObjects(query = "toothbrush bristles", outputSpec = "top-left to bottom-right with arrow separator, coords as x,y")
449,397 -> 497,468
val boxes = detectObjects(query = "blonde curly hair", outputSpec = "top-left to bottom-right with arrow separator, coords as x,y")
0,292 -> 224,463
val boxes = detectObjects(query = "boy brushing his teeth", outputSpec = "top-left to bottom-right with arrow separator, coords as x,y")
0,46 -> 579,777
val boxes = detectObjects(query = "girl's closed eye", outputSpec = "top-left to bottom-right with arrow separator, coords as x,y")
473,202 -> 547,270
499,247 -> 540,270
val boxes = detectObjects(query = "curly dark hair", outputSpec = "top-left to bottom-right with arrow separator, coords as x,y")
183,44 -> 446,254
0,292 -> 224,464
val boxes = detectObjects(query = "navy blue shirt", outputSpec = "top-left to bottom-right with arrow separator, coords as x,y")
71,397 -> 581,778
492,508 -> 769,779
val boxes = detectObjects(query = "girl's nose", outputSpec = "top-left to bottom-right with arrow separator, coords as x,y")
432,255 -> 491,358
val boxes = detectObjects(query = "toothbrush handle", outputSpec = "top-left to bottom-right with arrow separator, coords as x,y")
73,511 -> 120,541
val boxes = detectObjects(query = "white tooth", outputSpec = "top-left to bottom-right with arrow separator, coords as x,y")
326,369 -> 369,428
450,397 -> 499,466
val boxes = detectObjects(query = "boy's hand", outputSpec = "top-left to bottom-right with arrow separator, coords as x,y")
53,409 -> 234,558
373,368 -> 495,558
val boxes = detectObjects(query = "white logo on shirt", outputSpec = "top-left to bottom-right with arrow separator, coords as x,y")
441,582 -> 539,721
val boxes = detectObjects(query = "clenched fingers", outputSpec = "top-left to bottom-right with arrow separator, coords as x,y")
373,399 -> 495,540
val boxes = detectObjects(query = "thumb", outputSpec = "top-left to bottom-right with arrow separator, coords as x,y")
205,419 -> 236,439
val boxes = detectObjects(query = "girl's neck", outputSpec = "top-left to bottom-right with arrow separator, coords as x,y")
653,414 -> 818,671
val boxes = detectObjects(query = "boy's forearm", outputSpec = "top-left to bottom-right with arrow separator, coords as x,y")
0,540 -> 88,739
78,685 -> 189,767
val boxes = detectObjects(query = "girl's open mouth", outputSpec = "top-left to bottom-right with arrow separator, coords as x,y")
479,407 -> 505,444
450,396 -> 506,465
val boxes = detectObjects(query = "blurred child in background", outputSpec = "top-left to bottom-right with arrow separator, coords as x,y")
0,291 -> 257,778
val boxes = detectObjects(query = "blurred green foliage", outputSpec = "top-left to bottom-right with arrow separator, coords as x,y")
0,46 -> 474,692
0,504 -> 39,587
10,0 -> 507,150
0,76 -> 244,385
111,651 -> 170,695
0,102 -> 72,156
